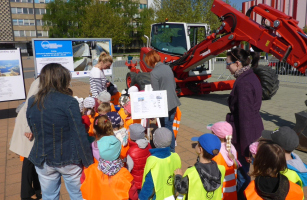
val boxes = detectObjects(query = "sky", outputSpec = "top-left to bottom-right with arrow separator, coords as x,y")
230,0 -> 248,11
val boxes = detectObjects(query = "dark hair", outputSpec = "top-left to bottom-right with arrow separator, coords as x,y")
33,63 -> 71,109
226,48 -> 260,68
250,139 -> 287,177
145,50 -> 161,67
198,142 -> 219,160
67,88 -> 73,96
93,115 -> 113,140
83,107 -> 96,118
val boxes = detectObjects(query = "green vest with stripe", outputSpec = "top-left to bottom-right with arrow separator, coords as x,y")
176,165 -> 226,200
142,152 -> 181,200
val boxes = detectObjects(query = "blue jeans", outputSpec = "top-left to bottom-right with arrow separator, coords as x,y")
160,107 -> 177,152
35,162 -> 83,200
237,154 -> 251,199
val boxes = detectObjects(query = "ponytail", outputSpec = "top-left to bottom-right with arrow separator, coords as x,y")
249,51 -> 260,68
98,52 -> 113,64
227,48 -> 260,68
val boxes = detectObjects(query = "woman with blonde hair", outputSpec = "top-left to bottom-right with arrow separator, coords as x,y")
26,63 -> 93,200
90,52 -> 113,98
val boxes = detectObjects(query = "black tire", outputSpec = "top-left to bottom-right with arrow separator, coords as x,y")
133,72 -> 151,90
126,72 -> 137,88
253,65 -> 279,100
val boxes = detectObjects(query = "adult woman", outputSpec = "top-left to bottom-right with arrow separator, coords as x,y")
26,63 -> 93,200
10,78 -> 41,200
146,50 -> 181,152
225,48 -> 263,198
90,52 -> 113,98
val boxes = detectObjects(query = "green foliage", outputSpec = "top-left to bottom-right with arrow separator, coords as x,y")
303,26 -> 307,34
138,8 -> 155,43
43,0 -> 91,38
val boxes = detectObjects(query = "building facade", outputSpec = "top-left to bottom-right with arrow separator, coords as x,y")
242,0 -> 307,29
0,0 -> 148,54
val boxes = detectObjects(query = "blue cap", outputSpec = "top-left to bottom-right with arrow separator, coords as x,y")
192,133 -> 221,156
97,136 -> 121,161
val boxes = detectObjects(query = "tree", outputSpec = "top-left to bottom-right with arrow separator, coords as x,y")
80,0 -> 127,46
43,0 -> 90,38
138,8 -> 155,43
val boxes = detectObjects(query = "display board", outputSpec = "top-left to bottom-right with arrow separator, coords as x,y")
32,38 -> 112,78
0,48 -> 26,102
130,90 -> 168,119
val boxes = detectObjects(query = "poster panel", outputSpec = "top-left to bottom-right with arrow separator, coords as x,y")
32,38 -> 112,78
0,48 -> 26,102
130,90 -> 168,119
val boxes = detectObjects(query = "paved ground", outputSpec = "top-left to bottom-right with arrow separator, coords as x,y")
0,57 -> 306,199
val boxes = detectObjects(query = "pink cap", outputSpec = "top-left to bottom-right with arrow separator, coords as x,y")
249,142 -> 259,155
208,121 -> 232,138
123,101 -> 131,114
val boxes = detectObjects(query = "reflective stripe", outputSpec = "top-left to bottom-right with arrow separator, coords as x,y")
173,126 -> 179,130
176,194 -> 184,200
224,173 -> 236,182
164,195 -> 175,200
173,120 -> 180,124
223,185 -> 237,193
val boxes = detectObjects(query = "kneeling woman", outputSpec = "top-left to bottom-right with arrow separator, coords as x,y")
244,140 -> 303,200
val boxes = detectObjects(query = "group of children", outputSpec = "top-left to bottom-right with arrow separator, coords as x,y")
73,84 -> 306,200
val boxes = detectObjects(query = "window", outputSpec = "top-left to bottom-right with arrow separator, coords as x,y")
41,9 -> 45,14
37,31 -> 48,37
18,19 -> 23,25
13,19 -> 18,25
11,7 -> 34,14
17,8 -> 22,13
20,31 -> 25,37
11,8 -> 17,14
36,19 -> 41,26
23,8 -> 28,14
25,30 -> 31,36
14,31 -> 20,37
24,19 -> 29,25
35,0 -> 39,3
139,4 -> 147,9
30,19 -> 35,25
28,8 -> 33,14
35,8 -> 46,14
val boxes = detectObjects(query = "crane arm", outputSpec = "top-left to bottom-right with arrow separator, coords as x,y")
171,0 -> 307,79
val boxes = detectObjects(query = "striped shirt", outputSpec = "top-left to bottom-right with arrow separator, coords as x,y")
89,67 -> 107,98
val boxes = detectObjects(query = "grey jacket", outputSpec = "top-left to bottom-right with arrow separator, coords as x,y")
150,62 -> 181,111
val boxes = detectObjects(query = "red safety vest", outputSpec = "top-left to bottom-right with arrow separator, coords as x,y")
81,162 -> 133,200
244,180 -> 304,200
212,152 -> 237,200
127,140 -> 151,189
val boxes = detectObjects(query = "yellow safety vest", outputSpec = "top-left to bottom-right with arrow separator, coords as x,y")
142,152 -> 181,200
281,169 -> 303,190
176,165 -> 226,200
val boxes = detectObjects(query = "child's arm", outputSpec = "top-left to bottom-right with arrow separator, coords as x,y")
174,169 -> 189,194
126,155 -> 134,172
139,171 -> 155,200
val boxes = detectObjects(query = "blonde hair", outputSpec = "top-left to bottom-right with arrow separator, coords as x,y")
98,52 -> 113,64
98,102 -> 111,113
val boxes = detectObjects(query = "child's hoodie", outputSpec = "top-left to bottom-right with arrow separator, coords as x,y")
287,152 -> 307,186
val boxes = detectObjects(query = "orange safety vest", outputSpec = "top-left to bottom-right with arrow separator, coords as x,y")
110,103 -> 116,112
111,92 -> 121,106
244,180 -> 304,200
81,162 -> 133,200
172,107 -> 181,138
212,152 -> 237,200
88,113 -> 99,137
124,118 -> 141,130
118,108 -> 128,121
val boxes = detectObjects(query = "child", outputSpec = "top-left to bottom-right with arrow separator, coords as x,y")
107,82 -> 121,106
118,95 -> 129,120
244,139 -> 304,200
249,141 -> 259,164
95,90 -> 116,112
209,121 -> 240,200
97,102 -> 111,116
91,115 -> 114,161
107,112 -> 127,146
83,97 -> 99,137
126,124 -> 151,190
174,133 -> 225,200
81,135 -> 138,200
123,101 -> 141,129
128,86 -> 139,95
262,126 -> 307,188
139,128 -> 181,200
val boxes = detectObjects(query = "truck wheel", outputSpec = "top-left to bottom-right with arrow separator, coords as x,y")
253,65 -> 279,100
126,72 -> 136,88
133,72 -> 151,91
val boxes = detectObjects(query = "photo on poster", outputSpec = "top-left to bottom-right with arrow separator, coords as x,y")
0,60 -> 21,77
72,40 -> 110,72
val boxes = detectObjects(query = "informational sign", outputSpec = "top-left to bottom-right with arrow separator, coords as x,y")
32,38 -> 112,78
0,48 -> 26,102
130,90 -> 168,119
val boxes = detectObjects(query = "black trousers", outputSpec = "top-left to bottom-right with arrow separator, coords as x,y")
21,157 -> 41,199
